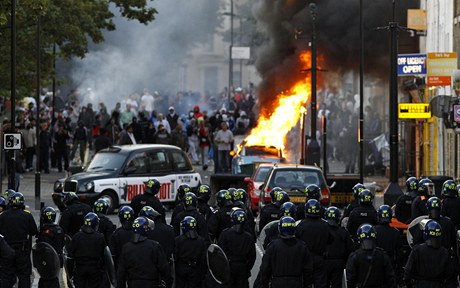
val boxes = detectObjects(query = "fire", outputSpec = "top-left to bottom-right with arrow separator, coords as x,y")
243,51 -> 312,155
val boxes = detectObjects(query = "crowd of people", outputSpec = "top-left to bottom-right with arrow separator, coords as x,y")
0,174 -> 458,287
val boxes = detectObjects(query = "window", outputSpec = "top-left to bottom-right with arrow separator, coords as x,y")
126,152 -> 148,175
147,150 -> 171,172
171,150 -> 193,171
269,169 -> 323,189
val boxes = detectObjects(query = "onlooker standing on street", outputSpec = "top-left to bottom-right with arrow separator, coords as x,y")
94,128 -> 111,153
154,124 -> 171,145
39,121 -> 51,174
53,124 -> 70,173
198,119 -> 211,170
171,123 -> 187,151
70,121 -> 88,165
214,122 -> 233,173
23,119 -> 36,172
166,106 -> 179,131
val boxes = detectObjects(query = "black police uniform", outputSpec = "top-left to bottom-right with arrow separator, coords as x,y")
59,201 -> 92,237
394,193 -> 416,224
325,222 -> 354,288
173,234 -> 207,288
346,206 -> 378,240
404,243 -> 454,288
67,228 -> 106,288
346,247 -> 396,288
412,217 -> 457,253
197,199 -> 214,221
130,194 -> 166,223
233,201 -> 256,241
256,238 -> 313,288
411,195 -> 428,221
262,223 -> 280,249
170,203 -> 185,226
117,239 -> 172,288
0,207 -> 38,288
97,214 -> 116,244
342,199 -> 359,219
146,221 -> 175,263
441,197 -> 460,229
218,227 -> 256,288
375,223 -> 403,284
0,234 -> 16,287
258,203 -> 281,232
109,221 -> 133,270
296,203 -> 326,221
172,210 -> 209,240
296,217 -> 332,288
36,223 -> 65,288
207,204 -> 233,242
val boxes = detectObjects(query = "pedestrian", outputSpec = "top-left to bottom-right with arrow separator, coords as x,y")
395,177 -> 419,224
130,179 -> 166,223
258,189 -> 289,232
218,209 -> 256,288
170,123 -> 187,151
109,206 -> 135,270
411,178 -> 433,221
214,121 -> 233,173
142,120 -> 156,144
67,212 -> 106,288
441,180 -> 460,228
404,220 -> 455,288
23,119 -> 36,172
255,216 -> 313,288
296,199 -> 332,288
174,216 -> 207,288
345,224 -> 396,287
105,117 -> 120,145
117,217 -> 172,288
166,106 -> 179,131
39,121 -> 51,174
171,193 -> 209,241
207,189 -> 234,242
0,192 -> 38,288
186,118 -> 200,164
198,119 -> 211,170
93,199 -> 116,244
58,192 -> 93,237
53,124 -> 70,173
154,124 -> 171,145
70,121 -> 88,165
346,189 -> 378,241
36,207 -> 65,288
324,206 -> 354,288
118,124 -> 137,145
94,128 -> 110,153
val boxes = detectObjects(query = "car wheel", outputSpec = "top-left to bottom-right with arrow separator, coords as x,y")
100,190 -> 119,214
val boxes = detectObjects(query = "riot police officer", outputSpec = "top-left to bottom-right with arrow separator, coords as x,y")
130,179 -> 166,223
174,216 -> 207,288
346,224 -> 396,288
140,206 -> 175,263
117,217 -> 172,288
36,207 -> 65,288
411,178 -> 433,221
258,190 -> 289,232
195,184 -> 214,220
296,184 -> 325,220
0,197 -> 7,214
263,201 -> 296,249
218,209 -> 256,288
0,192 -> 38,288
172,193 -> 209,241
324,206 -> 354,288
93,198 -> 116,243
296,199 -> 331,288
67,212 -> 107,288
342,183 -> 365,221
375,205 -> 403,284
395,176 -> 419,224
404,220 -> 454,288
208,189 -> 234,242
347,189 -> 378,240
441,180 -> 460,228
256,216 -> 313,288
232,188 -> 256,240
171,184 -> 193,225
109,206 -> 135,269
59,192 -> 92,237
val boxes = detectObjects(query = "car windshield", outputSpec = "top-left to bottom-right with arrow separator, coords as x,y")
255,167 -> 271,182
86,153 -> 126,172
268,169 -> 324,190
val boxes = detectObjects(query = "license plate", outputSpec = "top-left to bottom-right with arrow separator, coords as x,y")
290,196 -> 306,203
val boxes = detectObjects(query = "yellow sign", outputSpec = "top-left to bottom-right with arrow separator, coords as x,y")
427,52 -> 458,86
407,9 -> 427,31
398,103 -> 431,119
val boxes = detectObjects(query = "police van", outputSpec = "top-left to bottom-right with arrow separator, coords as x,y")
52,144 -> 201,213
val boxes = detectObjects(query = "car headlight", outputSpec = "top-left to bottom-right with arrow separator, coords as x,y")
84,181 -> 94,191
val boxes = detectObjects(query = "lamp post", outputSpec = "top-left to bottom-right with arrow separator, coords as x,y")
8,0 -> 17,190
305,2 -> 321,166
359,0 -> 364,183
35,12 -> 41,210
227,0 -> 234,109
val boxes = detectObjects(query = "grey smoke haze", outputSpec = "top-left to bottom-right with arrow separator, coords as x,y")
70,0 -> 219,110
253,0 -> 419,114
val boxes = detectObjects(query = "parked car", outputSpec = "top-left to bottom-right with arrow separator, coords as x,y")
52,144 -> 201,213
243,163 -> 276,214
231,143 -> 284,174
258,164 -> 331,212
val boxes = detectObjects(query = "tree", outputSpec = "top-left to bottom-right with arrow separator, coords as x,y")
0,0 -> 157,98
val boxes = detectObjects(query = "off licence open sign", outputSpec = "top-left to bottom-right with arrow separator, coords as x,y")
427,52 -> 457,86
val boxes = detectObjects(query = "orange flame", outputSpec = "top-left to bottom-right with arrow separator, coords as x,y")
243,51 -> 312,155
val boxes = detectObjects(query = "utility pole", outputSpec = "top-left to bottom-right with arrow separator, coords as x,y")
9,0 -> 17,190
35,13 -> 41,210
227,0 -> 234,108
359,0 -> 364,183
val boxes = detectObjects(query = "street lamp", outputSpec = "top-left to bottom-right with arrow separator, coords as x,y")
305,2 -> 321,166
228,0 -> 234,109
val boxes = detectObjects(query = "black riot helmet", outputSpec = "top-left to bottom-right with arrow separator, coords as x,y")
41,207 -> 57,224
352,183 -> 366,199
280,202 -> 297,218
177,184 -> 192,201
424,220 -> 442,249
144,179 -> 161,195
418,178 -> 434,196
358,189 -> 374,206
269,187 -> 283,202
377,205 -> 393,224
406,177 -> 419,193
357,224 -> 377,250
305,199 -> 321,218
426,196 -> 442,220
216,190 -> 233,207
278,216 -> 296,239
183,192 -> 198,211
118,206 -> 135,224
304,184 -> 321,201
442,180 -> 457,198
197,184 -> 211,202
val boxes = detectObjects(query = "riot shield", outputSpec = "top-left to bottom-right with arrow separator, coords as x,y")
206,244 -> 230,284
63,234 -> 74,288
32,241 -> 61,279
341,217 -> 349,229
407,215 -> 429,247
103,246 -> 117,287
257,220 -> 279,251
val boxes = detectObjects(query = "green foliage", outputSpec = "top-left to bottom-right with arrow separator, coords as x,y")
0,0 -> 157,98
